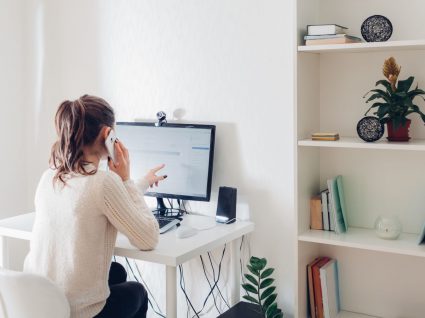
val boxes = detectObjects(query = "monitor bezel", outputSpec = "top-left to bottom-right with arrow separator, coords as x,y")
116,121 -> 216,202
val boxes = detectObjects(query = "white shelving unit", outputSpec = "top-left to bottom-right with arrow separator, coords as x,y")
298,137 -> 425,151
298,39 -> 425,54
296,1 -> 425,317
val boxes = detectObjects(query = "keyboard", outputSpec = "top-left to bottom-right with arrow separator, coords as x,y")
155,215 -> 180,234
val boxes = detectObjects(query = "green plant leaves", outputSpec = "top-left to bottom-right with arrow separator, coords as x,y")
375,79 -> 392,93
244,274 -> 258,286
242,283 -> 257,294
250,256 -> 267,271
397,76 -> 414,92
263,293 -> 278,310
243,256 -> 283,317
261,286 -> 276,300
261,268 -> 275,279
242,295 -> 259,304
260,278 -> 275,289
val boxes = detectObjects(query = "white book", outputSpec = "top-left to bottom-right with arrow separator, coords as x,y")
327,191 -> 335,231
307,24 -> 348,36
321,190 -> 330,231
320,259 -> 341,318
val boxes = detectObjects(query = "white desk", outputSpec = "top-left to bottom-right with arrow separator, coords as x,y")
0,213 -> 254,318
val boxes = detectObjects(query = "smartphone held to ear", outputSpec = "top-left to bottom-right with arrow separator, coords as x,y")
105,129 -> 117,163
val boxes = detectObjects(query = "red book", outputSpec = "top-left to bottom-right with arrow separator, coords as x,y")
307,257 -> 322,318
312,257 -> 331,318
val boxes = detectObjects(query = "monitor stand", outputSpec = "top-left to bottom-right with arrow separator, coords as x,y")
154,198 -> 184,217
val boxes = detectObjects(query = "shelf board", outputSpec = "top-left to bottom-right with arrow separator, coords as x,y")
298,137 -> 425,151
337,311 -> 380,318
299,227 -> 425,258
298,39 -> 425,54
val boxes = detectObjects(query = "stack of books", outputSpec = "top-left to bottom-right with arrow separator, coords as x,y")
305,24 -> 362,46
312,132 -> 339,141
307,257 -> 341,318
310,175 -> 348,234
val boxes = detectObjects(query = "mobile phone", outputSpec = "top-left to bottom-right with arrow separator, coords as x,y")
105,129 -> 117,163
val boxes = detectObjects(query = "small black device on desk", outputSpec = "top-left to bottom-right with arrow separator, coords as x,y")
216,186 -> 237,224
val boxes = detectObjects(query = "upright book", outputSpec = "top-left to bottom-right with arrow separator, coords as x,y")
320,259 -> 341,318
310,195 -> 323,230
307,257 -> 322,318
312,257 -> 331,318
327,176 -> 348,234
321,190 -> 330,231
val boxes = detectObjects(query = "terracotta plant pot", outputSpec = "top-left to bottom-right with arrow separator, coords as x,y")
386,119 -> 411,141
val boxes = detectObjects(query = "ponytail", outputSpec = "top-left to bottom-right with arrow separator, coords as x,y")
50,95 -> 115,185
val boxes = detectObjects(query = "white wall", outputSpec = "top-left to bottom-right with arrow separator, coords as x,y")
0,0 -> 32,270
19,0 -> 296,316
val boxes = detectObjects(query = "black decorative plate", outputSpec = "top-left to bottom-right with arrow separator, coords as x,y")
361,15 -> 393,42
357,116 -> 384,142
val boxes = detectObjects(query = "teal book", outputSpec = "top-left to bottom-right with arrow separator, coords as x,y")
336,175 -> 348,231
327,176 -> 347,234
320,259 -> 341,318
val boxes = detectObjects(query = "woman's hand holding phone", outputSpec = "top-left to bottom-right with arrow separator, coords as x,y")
108,140 -> 130,182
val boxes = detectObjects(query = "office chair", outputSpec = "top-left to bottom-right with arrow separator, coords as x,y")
0,269 -> 70,318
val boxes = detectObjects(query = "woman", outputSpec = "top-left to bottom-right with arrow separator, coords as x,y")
24,95 -> 164,318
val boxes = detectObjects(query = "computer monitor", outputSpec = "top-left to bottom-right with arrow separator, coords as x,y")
115,122 -> 215,212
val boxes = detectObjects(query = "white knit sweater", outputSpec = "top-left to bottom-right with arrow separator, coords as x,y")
24,167 -> 160,318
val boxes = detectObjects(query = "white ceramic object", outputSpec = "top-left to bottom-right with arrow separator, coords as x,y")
374,216 -> 402,240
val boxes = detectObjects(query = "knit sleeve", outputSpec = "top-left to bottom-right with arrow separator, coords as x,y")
102,172 -> 159,251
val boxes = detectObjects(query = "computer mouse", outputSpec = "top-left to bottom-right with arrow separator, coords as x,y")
176,225 -> 198,239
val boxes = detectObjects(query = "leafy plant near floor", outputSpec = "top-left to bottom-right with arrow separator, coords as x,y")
242,256 -> 283,318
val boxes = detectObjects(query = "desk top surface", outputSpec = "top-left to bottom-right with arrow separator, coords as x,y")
0,213 -> 254,266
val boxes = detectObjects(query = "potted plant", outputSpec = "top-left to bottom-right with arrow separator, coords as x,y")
363,57 -> 425,141
241,256 -> 283,318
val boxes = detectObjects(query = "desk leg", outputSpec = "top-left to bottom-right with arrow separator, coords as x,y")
0,236 -> 8,269
231,238 -> 241,306
166,265 -> 177,318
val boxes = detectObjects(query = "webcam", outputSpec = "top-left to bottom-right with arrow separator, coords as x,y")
155,111 -> 167,127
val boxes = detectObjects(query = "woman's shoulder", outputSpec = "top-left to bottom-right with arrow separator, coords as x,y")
95,169 -> 123,188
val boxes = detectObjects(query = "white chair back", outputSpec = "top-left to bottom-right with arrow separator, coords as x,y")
0,269 -> 70,318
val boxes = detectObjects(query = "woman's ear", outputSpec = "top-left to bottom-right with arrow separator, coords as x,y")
101,126 -> 111,141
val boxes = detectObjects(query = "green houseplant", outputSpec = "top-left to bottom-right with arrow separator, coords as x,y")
364,57 -> 425,141
242,256 -> 283,318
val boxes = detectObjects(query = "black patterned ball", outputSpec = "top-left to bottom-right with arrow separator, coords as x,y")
357,116 -> 385,142
361,15 -> 393,42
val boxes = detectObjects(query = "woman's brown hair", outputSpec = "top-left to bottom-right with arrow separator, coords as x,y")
50,95 -> 115,184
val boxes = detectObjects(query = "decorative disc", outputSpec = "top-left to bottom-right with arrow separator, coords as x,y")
357,116 -> 384,142
361,15 -> 393,42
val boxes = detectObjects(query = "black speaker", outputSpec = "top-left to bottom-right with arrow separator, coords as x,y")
216,186 -> 237,223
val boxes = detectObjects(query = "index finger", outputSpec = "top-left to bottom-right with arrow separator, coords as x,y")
151,164 -> 165,173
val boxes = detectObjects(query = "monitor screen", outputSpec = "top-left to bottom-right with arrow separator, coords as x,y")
115,122 -> 215,201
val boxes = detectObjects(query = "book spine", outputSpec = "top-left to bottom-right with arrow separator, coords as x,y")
320,266 -> 330,318
310,195 -> 323,230
327,179 -> 339,233
327,191 -> 335,231
308,258 -> 321,318
312,257 -> 330,318
321,191 -> 329,231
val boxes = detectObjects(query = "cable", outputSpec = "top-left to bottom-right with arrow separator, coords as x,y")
180,264 -> 191,318
199,255 -> 221,314
179,264 -> 201,317
124,258 -> 166,318
206,246 -> 230,310
133,260 -> 164,316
